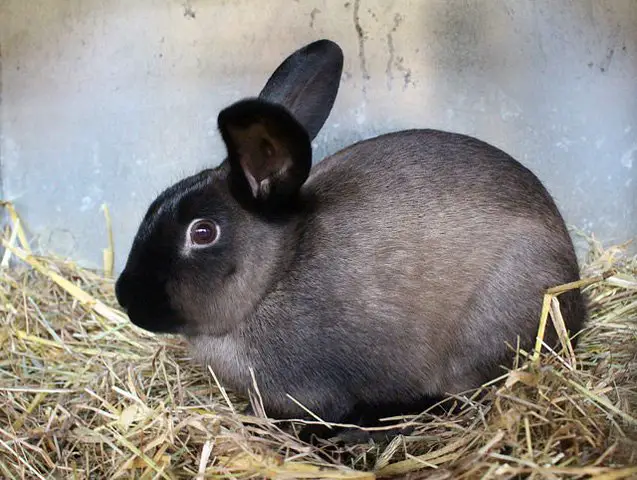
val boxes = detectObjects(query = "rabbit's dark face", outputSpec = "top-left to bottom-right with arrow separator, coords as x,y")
115,143 -> 299,337
116,39 -> 343,336
115,164 -> 250,335
114,101 -> 314,337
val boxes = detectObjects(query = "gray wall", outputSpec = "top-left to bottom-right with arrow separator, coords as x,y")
1,0 -> 636,271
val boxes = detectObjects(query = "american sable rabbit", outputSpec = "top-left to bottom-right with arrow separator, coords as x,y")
116,39 -> 585,440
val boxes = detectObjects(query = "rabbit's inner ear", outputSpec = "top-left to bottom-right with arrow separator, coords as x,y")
227,124 -> 294,201
218,99 -> 312,206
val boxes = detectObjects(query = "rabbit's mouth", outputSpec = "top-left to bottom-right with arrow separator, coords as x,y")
125,304 -> 183,334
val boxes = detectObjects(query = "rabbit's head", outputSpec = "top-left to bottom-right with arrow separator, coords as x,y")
115,39 -> 343,335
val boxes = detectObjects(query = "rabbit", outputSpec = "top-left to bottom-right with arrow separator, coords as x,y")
115,39 -> 586,442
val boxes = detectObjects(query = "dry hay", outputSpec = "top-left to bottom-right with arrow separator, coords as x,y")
0,201 -> 636,479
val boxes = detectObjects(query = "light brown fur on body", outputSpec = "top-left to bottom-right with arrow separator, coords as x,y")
185,129 -> 583,421
115,40 -> 585,439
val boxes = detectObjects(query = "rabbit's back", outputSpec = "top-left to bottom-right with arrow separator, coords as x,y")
307,129 -> 565,221
301,129 -> 579,288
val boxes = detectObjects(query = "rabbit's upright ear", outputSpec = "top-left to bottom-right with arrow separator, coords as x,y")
258,39 -> 344,140
218,99 -> 311,206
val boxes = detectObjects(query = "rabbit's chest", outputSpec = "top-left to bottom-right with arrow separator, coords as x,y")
189,334 -> 253,394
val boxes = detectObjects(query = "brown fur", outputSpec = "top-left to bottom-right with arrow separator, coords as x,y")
115,40 -> 586,441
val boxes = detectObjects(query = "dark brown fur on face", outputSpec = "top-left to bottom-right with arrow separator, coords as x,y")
116,39 -> 586,442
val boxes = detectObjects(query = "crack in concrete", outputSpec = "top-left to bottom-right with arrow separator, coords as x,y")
386,33 -> 394,90
386,13 -> 407,90
309,8 -> 320,29
353,0 -> 369,95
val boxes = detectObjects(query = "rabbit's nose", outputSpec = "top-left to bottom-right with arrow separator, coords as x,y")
115,272 -> 132,310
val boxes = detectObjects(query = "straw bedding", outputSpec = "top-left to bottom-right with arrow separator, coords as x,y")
0,202 -> 636,479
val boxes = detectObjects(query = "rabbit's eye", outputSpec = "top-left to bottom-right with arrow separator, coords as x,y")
187,219 -> 219,247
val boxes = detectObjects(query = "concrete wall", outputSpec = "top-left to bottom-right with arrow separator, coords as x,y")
1,0 -> 636,271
